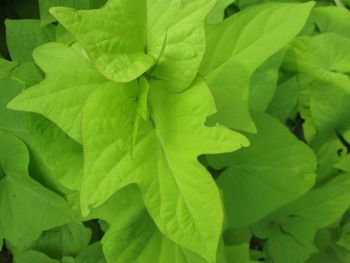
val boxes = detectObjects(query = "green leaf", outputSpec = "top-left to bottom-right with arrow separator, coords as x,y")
146,0 -> 217,91
10,61 -> 43,88
225,243 -> 251,263
5,19 -> 55,63
335,155 -> 350,173
0,129 -> 76,246
252,174 -> 350,263
310,83 -> 350,135
26,114 -> 84,191
200,2 -> 314,132
267,76 -> 299,121
39,0 -> 106,25
75,242 -> 106,263
312,6 -> 350,39
102,186 -> 207,263
50,0 -> 154,83
51,0 -> 216,91
206,0 -> 235,24
30,223 -> 91,259
338,222 -> 350,251
14,250 -> 60,263
0,58 -> 17,79
249,51 -> 284,112
210,113 -> 316,228
81,77 -> 249,262
311,133 -> 346,182
283,33 -> 350,94
0,78 -> 29,140
8,42 -> 115,143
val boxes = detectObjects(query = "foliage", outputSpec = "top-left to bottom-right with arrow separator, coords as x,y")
1,0 -> 350,262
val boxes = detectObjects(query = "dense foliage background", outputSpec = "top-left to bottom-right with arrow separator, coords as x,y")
1,0 -> 350,262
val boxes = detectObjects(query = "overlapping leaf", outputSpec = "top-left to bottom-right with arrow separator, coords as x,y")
51,0 -> 216,91
0,129 -> 76,246
8,42 -> 115,143
81,77 -> 249,262
284,33 -> 350,94
252,174 -> 350,263
210,113 -> 317,228
199,2 -> 314,132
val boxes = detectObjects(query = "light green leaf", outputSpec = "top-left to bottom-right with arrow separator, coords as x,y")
5,19 -> 55,63
0,129 -> 76,246
14,250 -> 60,263
267,76 -> 299,121
55,24 -> 75,45
39,0 -> 106,25
81,77 -> 249,262
30,223 -> 91,259
201,2 -> 314,75
146,0 -> 217,91
8,42 -> 115,143
283,33 -> 350,94
50,0 -> 154,82
206,0 -> 235,24
102,186 -> 207,263
210,113 -> 316,228
249,51 -> 284,112
200,2 -> 314,132
312,6 -> 350,39
52,0 -> 216,91
252,174 -> 350,263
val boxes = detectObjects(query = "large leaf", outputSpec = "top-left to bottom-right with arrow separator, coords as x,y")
81,77 -> 249,262
50,0 -> 153,83
0,129 -> 76,246
252,174 -> 350,263
210,113 -> 317,228
8,43 -> 115,143
101,186 -> 207,263
283,33 -> 350,94
199,2 -> 314,132
5,19 -> 55,63
52,0 -> 216,91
